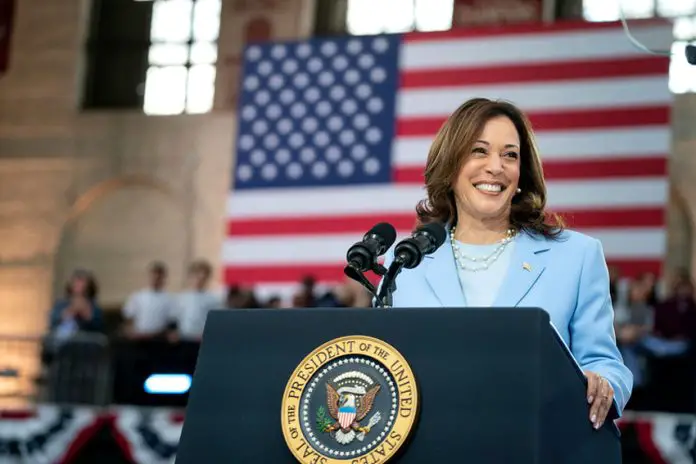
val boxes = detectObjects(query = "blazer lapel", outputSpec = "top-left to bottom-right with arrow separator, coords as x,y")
424,232 -> 466,307
492,230 -> 550,308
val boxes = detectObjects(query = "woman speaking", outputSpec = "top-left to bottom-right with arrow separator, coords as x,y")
382,97 -> 632,430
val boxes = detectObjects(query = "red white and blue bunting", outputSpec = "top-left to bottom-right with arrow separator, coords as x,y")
618,411 -> 696,464
0,405 -> 99,464
0,406 -> 693,463
111,406 -> 183,464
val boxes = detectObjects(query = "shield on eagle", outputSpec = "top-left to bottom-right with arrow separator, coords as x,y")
338,405 -> 356,429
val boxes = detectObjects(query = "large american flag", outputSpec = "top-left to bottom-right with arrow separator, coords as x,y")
223,19 -> 674,301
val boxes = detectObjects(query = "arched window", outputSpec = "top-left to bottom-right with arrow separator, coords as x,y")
143,0 -> 221,115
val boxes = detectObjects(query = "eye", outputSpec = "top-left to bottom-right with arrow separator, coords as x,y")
472,147 -> 487,155
504,151 -> 519,159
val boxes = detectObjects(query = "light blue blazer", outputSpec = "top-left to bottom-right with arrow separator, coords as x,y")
381,227 -> 633,415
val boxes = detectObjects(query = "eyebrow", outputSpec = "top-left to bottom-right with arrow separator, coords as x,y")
475,140 -> 520,149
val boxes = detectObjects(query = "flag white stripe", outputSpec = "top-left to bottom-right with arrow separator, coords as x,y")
393,126 -> 671,166
396,76 -> 671,117
649,414 -> 693,464
227,178 -> 667,218
401,26 -> 674,70
222,228 -> 666,264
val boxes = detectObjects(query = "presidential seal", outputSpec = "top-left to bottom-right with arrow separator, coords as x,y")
281,335 -> 418,464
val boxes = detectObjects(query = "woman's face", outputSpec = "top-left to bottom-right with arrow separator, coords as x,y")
453,115 -> 521,222
71,276 -> 88,296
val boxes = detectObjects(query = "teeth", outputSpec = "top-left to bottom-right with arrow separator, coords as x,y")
475,183 -> 502,192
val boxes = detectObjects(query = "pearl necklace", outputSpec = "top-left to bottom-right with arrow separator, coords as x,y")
450,226 -> 516,272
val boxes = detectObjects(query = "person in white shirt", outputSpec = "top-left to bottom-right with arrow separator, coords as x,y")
121,262 -> 174,339
169,260 -> 223,341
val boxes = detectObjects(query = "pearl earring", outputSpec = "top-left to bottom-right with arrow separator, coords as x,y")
516,188 -> 521,194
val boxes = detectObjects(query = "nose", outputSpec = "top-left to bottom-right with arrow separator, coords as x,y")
485,152 -> 504,174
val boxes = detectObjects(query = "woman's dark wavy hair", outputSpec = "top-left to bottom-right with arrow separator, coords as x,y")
64,269 -> 99,300
415,97 -> 564,238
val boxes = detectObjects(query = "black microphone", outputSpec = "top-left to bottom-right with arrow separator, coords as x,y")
393,222 -> 447,269
374,222 -> 447,308
346,222 -> 397,272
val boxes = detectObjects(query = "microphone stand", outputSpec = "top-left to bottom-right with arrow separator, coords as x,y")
343,258 -> 387,305
374,256 -> 406,308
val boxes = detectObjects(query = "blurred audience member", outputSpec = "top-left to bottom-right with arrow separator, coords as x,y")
226,285 -> 242,307
615,279 -> 654,386
49,269 -> 103,337
653,270 -> 696,341
168,260 -> 222,341
40,269 -> 103,383
639,272 -> 660,307
292,275 -> 317,307
616,280 -> 654,342
226,284 -> 260,309
121,261 -> 173,340
315,277 -> 372,308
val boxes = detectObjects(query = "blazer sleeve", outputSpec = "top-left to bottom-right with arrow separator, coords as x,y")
569,237 -> 633,416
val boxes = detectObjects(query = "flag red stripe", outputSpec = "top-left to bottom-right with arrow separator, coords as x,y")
403,19 -> 670,42
400,56 -> 669,88
224,259 -> 661,284
393,157 -> 667,184
396,106 -> 670,136
227,208 -> 664,236
634,420 -> 669,464
224,264 -> 381,286
228,214 -> 419,236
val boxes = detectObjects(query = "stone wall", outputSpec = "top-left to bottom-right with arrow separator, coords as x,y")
0,0 -> 315,334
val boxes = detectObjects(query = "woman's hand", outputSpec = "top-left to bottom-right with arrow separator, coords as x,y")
70,297 -> 93,319
584,370 -> 614,429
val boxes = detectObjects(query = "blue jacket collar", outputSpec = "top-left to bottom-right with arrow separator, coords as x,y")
424,226 -> 551,308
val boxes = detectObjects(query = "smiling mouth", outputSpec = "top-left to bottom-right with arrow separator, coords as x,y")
473,182 -> 507,193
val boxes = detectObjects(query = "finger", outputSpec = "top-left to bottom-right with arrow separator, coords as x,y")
593,397 -> 609,429
597,401 -> 610,429
596,385 -> 614,429
588,377 -> 605,425
586,373 -> 599,404
591,380 -> 611,429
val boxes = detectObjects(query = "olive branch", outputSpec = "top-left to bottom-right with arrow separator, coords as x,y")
316,406 -> 334,433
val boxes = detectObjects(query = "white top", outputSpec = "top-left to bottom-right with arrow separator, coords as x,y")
453,238 -> 516,307
170,290 -> 224,339
122,288 -> 175,334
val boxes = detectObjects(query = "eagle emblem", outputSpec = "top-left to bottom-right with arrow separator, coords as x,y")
318,371 -> 382,445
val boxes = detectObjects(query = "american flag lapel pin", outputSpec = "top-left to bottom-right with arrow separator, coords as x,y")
522,262 -> 532,272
